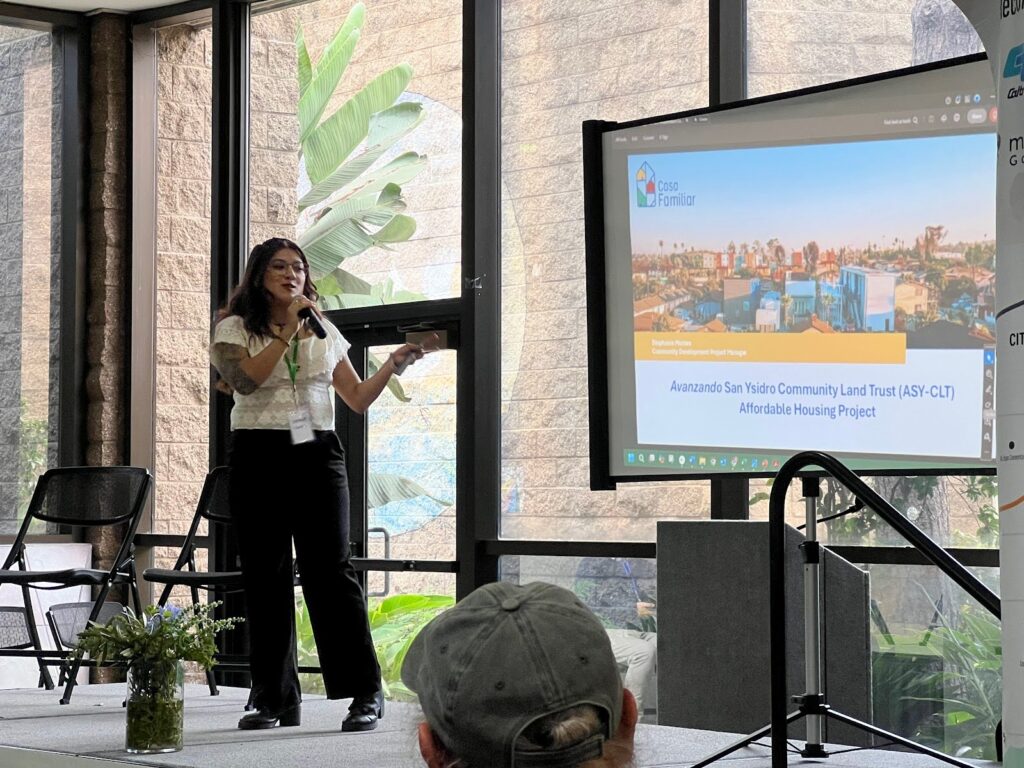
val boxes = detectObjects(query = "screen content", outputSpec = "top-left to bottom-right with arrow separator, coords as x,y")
599,59 -> 997,476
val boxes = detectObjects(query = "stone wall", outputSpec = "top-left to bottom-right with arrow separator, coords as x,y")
86,15 -> 128,470
0,27 -> 60,535
747,0 -> 982,97
500,0 -> 712,543
152,24 -> 212,575
86,14 -> 130,683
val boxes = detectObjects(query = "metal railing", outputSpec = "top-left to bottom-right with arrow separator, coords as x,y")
768,451 -> 1000,767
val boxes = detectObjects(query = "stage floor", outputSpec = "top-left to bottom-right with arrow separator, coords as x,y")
0,684 -> 998,768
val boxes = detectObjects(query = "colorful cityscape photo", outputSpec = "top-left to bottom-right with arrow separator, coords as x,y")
628,134 -> 996,347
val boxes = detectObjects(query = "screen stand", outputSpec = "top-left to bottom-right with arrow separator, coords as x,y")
690,477 -> 977,768
710,476 -> 748,519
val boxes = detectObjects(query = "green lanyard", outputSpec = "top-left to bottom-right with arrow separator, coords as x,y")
284,338 -> 300,401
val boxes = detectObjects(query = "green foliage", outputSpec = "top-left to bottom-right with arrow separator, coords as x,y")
17,403 -> 47,522
295,596 -> 325,695
125,660 -> 185,752
75,602 -> 242,671
294,4 -> 427,302
884,476 -> 940,509
820,477 -> 876,543
625,614 -> 657,634
293,7 -> 432,405
955,476 -> 999,548
873,604 -> 1001,760
296,593 -> 453,700
370,594 -> 454,700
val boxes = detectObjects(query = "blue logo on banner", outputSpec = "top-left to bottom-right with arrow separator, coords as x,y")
1005,43 -> 1024,81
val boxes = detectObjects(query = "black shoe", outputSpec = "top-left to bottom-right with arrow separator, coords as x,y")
342,691 -> 384,732
238,703 -> 301,730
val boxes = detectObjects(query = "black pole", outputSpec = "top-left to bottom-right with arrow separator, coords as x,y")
58,18 -> 89,468
709,0 -> 747,108
768,468 -> 790,767
209,0 -> 248,688
457,0 -> 501,598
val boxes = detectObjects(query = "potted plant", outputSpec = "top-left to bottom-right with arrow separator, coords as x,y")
75,602 -> 241,754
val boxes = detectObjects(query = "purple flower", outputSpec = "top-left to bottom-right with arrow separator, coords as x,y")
144,604 -> 184,633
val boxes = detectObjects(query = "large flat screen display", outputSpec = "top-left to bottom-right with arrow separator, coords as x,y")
590,56 -> 998,481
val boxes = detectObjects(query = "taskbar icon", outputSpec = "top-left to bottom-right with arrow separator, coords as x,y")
625,449 -> 783,472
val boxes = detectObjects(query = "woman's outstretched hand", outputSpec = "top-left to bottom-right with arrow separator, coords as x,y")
390,332 -> 441,374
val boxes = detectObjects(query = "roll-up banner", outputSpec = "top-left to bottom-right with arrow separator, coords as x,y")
956,2 -> 1024,764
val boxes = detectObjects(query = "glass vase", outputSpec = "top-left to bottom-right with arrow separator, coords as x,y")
125,659 -> 184,754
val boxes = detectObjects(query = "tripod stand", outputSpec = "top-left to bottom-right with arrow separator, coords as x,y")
691,476 -> 978,768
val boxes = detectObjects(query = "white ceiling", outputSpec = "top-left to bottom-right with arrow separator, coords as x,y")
9,0 -> 177,14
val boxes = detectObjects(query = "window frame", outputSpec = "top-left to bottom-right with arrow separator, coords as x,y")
0,8 -> 89,543
115,0 -> 1000,597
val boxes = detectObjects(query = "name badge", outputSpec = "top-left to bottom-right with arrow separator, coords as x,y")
289,408 -> 315,445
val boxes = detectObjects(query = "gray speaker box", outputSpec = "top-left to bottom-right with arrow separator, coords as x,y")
657,520 -> 871,746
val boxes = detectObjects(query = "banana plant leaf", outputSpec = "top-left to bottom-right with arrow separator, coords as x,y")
300,188 -> 408,276
373,213 -> 416,243
368,352 -> 410,403
296,10 -> 369,149
298,28 -> 361,145
296,25 -> 313,96
317,277 -> 423,309
293,5 -> 429,402
299,108 -> 426,209
315,268 -> 372,297
304,64 -> 413,184
367,473 -> 451,509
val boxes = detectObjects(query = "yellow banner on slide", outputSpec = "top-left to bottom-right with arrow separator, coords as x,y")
634,332 -> 907,364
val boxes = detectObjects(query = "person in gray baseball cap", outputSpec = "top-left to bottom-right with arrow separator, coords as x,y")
402,580 -> 638,768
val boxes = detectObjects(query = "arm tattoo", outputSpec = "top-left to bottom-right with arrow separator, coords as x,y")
210,342 -> 259,395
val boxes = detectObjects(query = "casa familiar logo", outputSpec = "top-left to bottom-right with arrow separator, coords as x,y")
636,162 -> 657,207
634,161 -> 696,209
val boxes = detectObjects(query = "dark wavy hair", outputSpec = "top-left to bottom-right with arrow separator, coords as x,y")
217,237 -> 319,339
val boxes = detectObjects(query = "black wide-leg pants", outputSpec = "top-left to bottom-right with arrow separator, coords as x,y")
228,429 -> 381,712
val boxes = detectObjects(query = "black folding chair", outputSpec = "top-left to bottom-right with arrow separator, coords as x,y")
46,601 -> 127,686
0,606 -> 53,689
143,466 -> 241,699
0,466 -> 152,704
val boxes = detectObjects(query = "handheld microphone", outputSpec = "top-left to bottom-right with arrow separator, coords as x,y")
298,307 -> 327,339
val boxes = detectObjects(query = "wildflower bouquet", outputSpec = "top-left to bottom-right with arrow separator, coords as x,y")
75,602 -> 241,754
75,602 -> 241,671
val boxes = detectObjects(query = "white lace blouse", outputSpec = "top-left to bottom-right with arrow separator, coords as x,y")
210,315 -> 352,431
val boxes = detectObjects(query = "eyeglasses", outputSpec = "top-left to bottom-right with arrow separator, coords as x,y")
268,260 -> 307,276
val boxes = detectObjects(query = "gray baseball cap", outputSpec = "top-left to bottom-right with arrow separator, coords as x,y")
402,581 -> 623,768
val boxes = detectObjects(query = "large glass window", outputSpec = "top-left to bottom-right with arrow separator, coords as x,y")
747,0 -> 983,98
500,1 -> 710,541
366,342 -> 457,573
248,0 -> 462,304
501,556 -> 659,719
246,1 -> 464,675
0,26 -> 62,535
749,474 -> 999,548
870,565 -> 1000,760
297,573 -> 456,700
